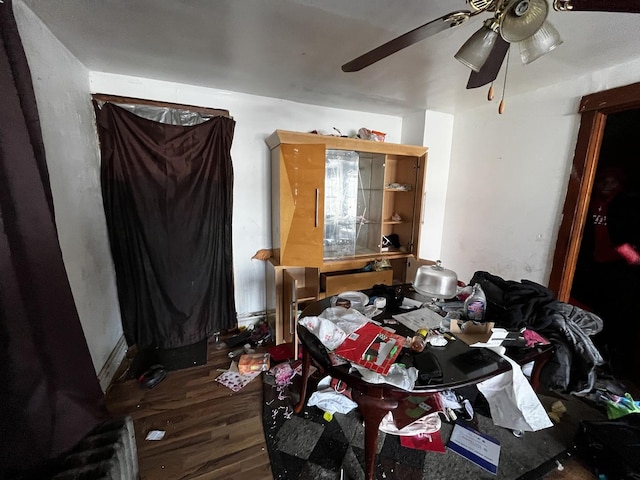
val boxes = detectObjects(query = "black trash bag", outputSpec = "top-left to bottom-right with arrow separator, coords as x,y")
573,415 -> 640,479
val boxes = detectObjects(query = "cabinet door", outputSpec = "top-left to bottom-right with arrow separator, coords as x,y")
278,144 -> 325,266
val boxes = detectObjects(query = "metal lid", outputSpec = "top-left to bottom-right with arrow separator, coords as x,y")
413,260 -> 459,299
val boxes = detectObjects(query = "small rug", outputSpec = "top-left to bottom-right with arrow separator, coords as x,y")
262,374 -> 606,480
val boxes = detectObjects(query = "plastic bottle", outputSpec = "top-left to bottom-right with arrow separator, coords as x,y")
464,284 -> 487,321
410,328 -> 429,352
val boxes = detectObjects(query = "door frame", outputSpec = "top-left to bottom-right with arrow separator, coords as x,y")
549,82 -> 640,300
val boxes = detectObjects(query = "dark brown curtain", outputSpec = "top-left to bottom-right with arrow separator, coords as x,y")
95,103 -> 237,349
0,1 -> 107,475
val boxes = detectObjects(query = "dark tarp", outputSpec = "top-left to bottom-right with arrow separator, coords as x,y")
96,103 -> 237,349
0,1 -> 107,474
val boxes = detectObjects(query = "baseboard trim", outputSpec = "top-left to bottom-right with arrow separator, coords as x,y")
237,311 -> 266,330
98,334 -> 127,392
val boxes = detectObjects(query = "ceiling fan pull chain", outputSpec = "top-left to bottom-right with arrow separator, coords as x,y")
487,83 -> 495,101
499,47 -> 511,114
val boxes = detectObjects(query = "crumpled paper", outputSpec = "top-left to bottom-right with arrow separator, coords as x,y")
477,354 -> 553,432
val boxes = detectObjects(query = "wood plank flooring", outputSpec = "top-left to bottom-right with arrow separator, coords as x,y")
105,340 -> 273,480
106,338 -> 597,480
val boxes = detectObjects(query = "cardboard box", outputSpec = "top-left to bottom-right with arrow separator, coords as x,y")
450,321 -> 495,345
238,353 -> 270,374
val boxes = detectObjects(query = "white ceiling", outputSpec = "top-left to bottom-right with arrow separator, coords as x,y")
21,0 -> 640,116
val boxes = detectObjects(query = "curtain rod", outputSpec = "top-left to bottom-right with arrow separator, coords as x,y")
91,94 -> 230,118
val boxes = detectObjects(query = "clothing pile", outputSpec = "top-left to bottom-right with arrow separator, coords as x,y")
470,271 -> 604,395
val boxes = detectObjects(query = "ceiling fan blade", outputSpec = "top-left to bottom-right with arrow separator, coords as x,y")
554,0 -> 640,13
342,11 -> 471,72
466,36 -> 510,89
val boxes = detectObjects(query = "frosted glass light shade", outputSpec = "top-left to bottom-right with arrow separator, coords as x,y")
519,20 -> 563,64
454,22 -> 499,72
500,0 -> 549,42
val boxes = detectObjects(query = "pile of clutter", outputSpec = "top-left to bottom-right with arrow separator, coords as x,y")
214,320 -> 274,392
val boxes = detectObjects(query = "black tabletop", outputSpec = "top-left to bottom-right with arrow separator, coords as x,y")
297,284 -> 517,393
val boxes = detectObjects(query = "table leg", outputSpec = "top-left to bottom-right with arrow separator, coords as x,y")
352,390 -> 399,480
294,345 -> 311,414
528,348 -> 553,392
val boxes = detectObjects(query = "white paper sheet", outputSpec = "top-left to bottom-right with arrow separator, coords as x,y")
392,307 -> 443,331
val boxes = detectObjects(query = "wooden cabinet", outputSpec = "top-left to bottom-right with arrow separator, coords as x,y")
268,130 -> 428,264
266,130 -> 429,353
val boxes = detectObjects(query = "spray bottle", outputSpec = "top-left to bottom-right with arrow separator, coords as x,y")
464,284 -> 487,322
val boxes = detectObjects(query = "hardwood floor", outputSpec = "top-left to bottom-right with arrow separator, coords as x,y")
105,340 -> 273,480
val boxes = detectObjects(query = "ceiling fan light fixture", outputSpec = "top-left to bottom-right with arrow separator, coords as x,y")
454,19 -> 500,72
499,0 -> 549,42
519,20 -> 563,64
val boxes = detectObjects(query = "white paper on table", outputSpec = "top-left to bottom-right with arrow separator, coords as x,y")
401,297 -> 423,308
392,307 -> 443,331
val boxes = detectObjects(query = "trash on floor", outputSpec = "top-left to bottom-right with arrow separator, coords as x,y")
145,430 -> 166,441
307,375 -> 357,415
215,357 -> 262,392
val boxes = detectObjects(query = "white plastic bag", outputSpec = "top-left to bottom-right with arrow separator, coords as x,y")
298,307 -> 369,350
307,375 -> 357,415
351,363 -> 418,391
298,315 -> 347,350
477,354 -> 553,432
379,411 -> 441,436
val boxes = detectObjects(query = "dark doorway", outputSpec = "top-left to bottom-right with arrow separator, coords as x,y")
569,109 -> 640,381
549,83 -> 640,387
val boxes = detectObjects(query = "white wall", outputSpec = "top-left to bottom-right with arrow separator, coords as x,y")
421,111 -> 454,262
442,58 -> 640,285
89,73 -> 404,319
401,110 -> 454,263
14,2 -> 122,379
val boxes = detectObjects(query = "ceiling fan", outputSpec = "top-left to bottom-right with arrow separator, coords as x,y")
342,0 -> 640,93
